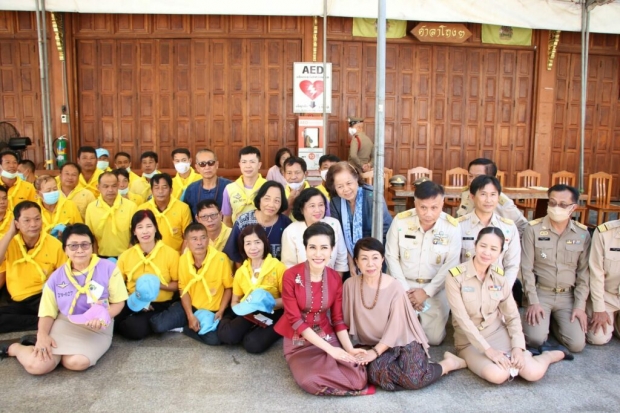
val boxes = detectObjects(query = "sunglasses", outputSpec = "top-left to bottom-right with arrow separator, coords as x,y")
197,160 -> 217,168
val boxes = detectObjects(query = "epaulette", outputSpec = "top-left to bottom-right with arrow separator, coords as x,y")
458,214 -> 471,223
597,220 -> 620,232
573,221 -> 588,231
493,266 -> 504,276
499,216 -> 514,225
498,194 -> 508,206
449,265 -> 465,277
528,218 -> 544,226
445,214 -> 458,227
397,210 -> 413,219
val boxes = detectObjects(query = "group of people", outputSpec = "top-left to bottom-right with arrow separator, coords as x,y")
0,145 -> 618,396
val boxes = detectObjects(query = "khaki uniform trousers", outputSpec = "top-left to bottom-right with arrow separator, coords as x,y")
417,286 -> 450,346
522,289 -> 586,353
586,293 -> 620,345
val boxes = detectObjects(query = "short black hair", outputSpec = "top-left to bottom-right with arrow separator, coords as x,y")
171,148 -> 191,159
61,223 -> 96,249
238,146 -> 261,162
60,162 -> 81,175
77,146 -> 97,158
14,200 -> 41,220
18,159 -> 35,172
130,210 -> 163,245
318,154 -> 340,167
548,184 -> 579,204
237,224 -> 271,261
112,168 -> 130,181
150,173 -> 173,189
140,151 -> 159,163
302,222 -> 335,248
414,181 -> 444,200
292,187 -> 327,222
283,156 -> 307,173
254,181 -> 288,214
353,237 -> 385,259
0,150 -> 19,163
98,171 -> 117,184
468,158 -> 497,177
475,226 -> 505,246
114,151 -> 131,161
325,162 -> 365,199
196,199 -> 220,214
184,222 -> 208,238
0,185 -> 7,195
470,175 -> 501,195
274,148 -> 293,168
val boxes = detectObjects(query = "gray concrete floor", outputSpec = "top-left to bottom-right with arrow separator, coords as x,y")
2,320 -> 620,413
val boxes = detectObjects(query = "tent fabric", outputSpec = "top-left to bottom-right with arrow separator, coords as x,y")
2,0 -> 620,34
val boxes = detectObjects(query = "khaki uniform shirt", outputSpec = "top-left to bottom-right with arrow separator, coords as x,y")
521,216 -> 591,310
446,260 -> 526,353
589,220 -> 620,313
385,209 -> 461,297
348,131 -> 374,172
458,212 -> 521,286
457,190 -> 528,237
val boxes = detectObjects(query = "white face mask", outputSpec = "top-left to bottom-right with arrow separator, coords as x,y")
320,170 -> 328,181
143,171 -> 156,179
119,187 -> 129,196
348,127 -> 357,135
125,167 -> 131,173
174,162 -> 191,174
547,206 -> 573,223
1,169 -> 18,180
288,180 -> 305,191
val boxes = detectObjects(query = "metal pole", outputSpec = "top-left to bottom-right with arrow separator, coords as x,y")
35,0 -> 51,169
372,0 -> 386,241
41,0 -> 54,170
322,0 -> 327,158
579,1 -> 590,194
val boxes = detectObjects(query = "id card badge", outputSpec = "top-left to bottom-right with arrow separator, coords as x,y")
87,281 -> 105,304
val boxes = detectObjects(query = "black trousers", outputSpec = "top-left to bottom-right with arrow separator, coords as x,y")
114,301 -> 173,340
0,293 -> 41,334
217,309 -> 283,354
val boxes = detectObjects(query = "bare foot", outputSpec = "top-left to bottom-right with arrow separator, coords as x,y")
442,351 -> 467,372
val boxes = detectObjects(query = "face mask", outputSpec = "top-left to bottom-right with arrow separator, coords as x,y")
348,127 -> 357,135
1,170 -> 18,180
17,172 -> 26,181
174,162 -> 191,174
125,167 -> 131,173
143,171 -> 156,179
320,170 -> 328,181
97,161 -> 109,170
288,180 -> 305,191
547,206 -> 572,222
118,187 -> 129,196
42,190 -> 60,205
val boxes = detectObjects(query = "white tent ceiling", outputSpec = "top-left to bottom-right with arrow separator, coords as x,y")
1,0 -> 619,34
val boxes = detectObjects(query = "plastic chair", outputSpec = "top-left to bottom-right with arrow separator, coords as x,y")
586,172 -> 620,226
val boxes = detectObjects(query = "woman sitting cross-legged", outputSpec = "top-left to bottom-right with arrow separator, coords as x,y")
275,222 -> 372,396
342,237 -> 466,391
0,224 -> 127,374
446,227 -> 571,385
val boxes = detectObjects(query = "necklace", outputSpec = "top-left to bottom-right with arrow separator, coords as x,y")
255,211 -> 276,237
360,272 -> 383,310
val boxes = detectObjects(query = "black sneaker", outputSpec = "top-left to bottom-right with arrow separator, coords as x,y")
20,334 -> 37,347
0,338 -> 20,359
539,343 -> 574,361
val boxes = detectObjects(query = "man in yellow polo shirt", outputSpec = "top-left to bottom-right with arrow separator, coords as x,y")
114,151 -> 141,184
58,163 -> 96,220
147,222 -> 233,345
0,201 -> 66,333
77,146 -> 104,198
195,199 -> 232,252
221,146 -> 266,228
0,150 -> 36,211
130,151 -> 161,202
171,148 -> 201,200
283,156 -> 311,220
316,154 -> 340,200
138,173 -> 192,252
85,172 -> 137,258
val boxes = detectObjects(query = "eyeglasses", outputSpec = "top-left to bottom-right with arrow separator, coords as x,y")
548,200 -> 575,209
197,160 -> 216,168
198,212 -> 220,222
66,242 -> 92,251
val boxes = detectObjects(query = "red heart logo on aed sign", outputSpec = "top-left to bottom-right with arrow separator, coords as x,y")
299,80 -> 324,100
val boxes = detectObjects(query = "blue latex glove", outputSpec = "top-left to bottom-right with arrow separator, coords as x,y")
50,224 -> 66,239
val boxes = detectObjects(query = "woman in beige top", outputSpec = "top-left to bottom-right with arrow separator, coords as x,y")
343,237 -> 466,391
446,227 -> 571,384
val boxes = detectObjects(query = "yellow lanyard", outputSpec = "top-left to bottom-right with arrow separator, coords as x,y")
181,248 -> 217,301
239,257 -> 274,301
8,179 -> 23,210
126,242 -> 168,285
64,255 -> 99,315
150,198 -> 177,236
80,173 -> 98,193
41,198 -> 68,233
14,234 -> 48,282
96,196 -> 122,235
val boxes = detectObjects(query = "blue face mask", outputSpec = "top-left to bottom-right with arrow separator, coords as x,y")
97,161 -> 109,170
17,172 -> 27,181
42,190 -> 60,205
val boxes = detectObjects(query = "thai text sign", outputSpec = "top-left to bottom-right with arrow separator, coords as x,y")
411,23 -> 472,44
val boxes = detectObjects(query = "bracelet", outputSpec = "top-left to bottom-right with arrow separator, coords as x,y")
370,347 -> 380,358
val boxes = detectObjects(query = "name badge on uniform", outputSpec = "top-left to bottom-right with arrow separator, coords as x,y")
488,285 -> 502,291
405,235 -> 416,239
87,281 -> 105,304
538,237 -> 551,241
566,240 -> 581,245
462,286 -> 475,292
610,248 -> 620,252
463,237 -> 474,241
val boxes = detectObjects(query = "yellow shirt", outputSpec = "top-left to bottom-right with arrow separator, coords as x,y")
315,183 -> 330,201
172,168 -> 202,200
138,198 -> 192,252
124,192 -> 144,206
209,225 -> 232,252
129,171 -> 160,202
232,254 -> 285,299
85,195 -> 137,257
0,211 -> 14,240
79,169 -> 104,198
37,198 -> 83,234
6,178 -> 37,211
1,233 -> 67,301
60,185 -> 96,220
225,175 -> 267,222
117,241 -> 180,302
178,247 -> 233,311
